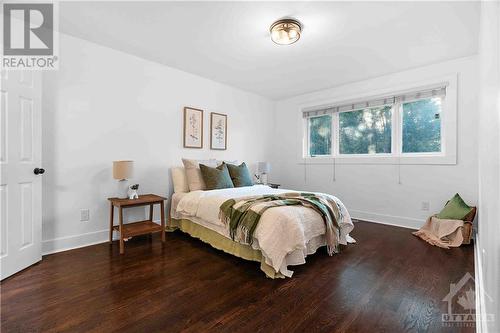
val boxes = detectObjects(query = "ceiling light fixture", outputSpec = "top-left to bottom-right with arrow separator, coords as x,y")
270,18 -> 302,45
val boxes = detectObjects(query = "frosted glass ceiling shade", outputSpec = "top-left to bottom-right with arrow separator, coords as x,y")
113,160 -> 134,180
270,18 -> 302,45
258,162 -> 271,174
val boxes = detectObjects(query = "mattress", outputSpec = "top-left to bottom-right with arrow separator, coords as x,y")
171,192 -> 228,236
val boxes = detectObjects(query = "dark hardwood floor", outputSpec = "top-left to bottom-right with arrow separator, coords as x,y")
1,221 -> 474,333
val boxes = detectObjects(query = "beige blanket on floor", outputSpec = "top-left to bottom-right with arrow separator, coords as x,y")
412,216 -> 464,248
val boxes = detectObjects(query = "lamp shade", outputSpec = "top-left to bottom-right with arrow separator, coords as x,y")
258,162 -> 270,174
113,160 -> 134,180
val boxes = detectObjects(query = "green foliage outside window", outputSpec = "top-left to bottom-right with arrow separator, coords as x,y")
402,98 -> 442,153
339,106 -> 392,154
309,115 -> 331,156
307,97 -> 442,157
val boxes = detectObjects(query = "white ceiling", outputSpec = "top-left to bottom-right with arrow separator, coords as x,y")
59,1 -> 480,100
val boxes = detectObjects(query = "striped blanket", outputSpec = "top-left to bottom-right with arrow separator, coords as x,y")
219,192 -> 343,255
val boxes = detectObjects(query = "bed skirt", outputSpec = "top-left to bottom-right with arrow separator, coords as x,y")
168,218 -> 285,279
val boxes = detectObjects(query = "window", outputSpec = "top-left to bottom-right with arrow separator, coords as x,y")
308,115 -> 332,156
402,97 -> 442,153
339,105 -> 392,154
303,83 -> 453,163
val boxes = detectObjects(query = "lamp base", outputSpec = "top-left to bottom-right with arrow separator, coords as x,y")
117,179 -> 129,199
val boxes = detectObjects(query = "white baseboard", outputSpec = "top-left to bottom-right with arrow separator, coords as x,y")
474,234 -> 488,333
350,209 -> 423,230
42,221 -> 164,256
42,229 -> 111,255
42,213 -> 421,255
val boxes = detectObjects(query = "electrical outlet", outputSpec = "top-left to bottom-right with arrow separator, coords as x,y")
80,209 -> 90,221
421,202 -> 430,211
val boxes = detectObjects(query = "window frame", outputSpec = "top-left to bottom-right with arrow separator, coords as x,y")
301,74 -> 457,165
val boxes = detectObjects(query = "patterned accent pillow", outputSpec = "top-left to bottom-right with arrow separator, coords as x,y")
199,163 -> 235,190
225,162 -> 253,187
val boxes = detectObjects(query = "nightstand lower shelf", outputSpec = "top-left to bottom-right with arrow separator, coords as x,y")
112,220 -> 163,238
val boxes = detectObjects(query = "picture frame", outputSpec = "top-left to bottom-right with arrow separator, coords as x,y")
183,107 -> 204,149
210,112 -> 227,150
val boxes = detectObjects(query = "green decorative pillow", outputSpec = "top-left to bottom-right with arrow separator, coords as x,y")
226,162 -> 253,187
437,193 -> 473,220
199,163 -> 234,190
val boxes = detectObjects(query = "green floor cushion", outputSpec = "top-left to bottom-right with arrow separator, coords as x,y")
437,193 -> 473,220
225,162 -> 253,187
199,163 -> 234,190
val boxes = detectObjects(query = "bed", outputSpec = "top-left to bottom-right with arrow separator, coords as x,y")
170,184 -> 355,278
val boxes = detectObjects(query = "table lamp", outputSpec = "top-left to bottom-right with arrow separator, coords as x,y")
113,160 -> 134,198
258,162 -> 271,185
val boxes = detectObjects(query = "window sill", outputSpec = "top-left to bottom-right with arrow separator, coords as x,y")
300,154 -> 456,165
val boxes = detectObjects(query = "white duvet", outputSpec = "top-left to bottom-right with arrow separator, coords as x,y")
174,185 -> 355,277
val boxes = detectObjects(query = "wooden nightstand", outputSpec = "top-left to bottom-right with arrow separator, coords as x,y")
267,183 -> 281,189
108,194 -> 166,254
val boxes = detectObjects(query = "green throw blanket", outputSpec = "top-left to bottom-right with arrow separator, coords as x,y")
219,192 -> 342,255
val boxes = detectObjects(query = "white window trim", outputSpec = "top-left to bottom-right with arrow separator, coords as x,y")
300,74 -> 458,165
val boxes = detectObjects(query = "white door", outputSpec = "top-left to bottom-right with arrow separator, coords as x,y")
0,70 -> 42,280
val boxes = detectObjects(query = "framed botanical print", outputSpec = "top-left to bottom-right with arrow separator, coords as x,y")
210,112 -> 227,150
183,107 -> 204,148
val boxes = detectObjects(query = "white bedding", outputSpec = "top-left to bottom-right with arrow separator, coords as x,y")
172,185 -> 354,277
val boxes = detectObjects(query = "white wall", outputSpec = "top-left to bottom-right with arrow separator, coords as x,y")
41,33 -> 481,255
271,56 -> 478,229
41,34 -> 275,254
477,1 -> 500,332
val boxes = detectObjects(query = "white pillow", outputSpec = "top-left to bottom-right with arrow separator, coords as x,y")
217,160 -> 239,166
171,167 -> 189,193
182,158 -> 217,191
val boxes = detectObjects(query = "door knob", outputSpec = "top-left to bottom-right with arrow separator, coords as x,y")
34,168 -> 45,175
